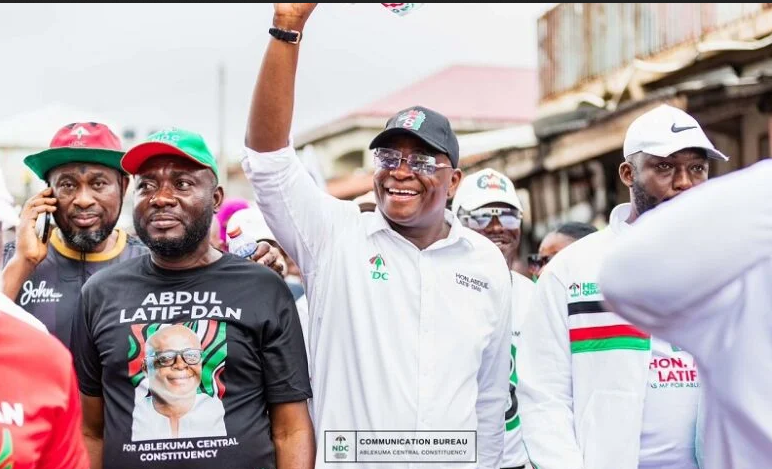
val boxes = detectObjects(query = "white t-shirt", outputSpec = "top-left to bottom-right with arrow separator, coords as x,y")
638,337 -> 700,469
131,393 -> 227,442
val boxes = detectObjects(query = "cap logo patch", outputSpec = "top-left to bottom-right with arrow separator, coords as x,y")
396,110 -> 426,131
671,123 -> 697,133
68,125 -> 91,146
477,173 -> 508,192
150,128 -> 181,143
70,125 -> 90,139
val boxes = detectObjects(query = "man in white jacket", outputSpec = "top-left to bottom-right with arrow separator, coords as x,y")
453,168 -> 533,469
518,104 -> 727,469
599,157 -> 772,469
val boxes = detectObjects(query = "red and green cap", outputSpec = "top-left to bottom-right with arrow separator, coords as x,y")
120,128 -> 219,180
24,122 -> 126,180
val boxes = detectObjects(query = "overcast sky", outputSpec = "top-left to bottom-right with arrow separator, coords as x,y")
0,3 -> 552,156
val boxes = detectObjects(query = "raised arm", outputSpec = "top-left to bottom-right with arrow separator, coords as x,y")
241,3 -> 356,279
246,3 -> 317,152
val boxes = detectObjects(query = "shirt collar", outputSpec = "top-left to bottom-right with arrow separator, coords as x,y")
366,208 -> 473,250
51,228 -> 127,262
609,203 -> 632,234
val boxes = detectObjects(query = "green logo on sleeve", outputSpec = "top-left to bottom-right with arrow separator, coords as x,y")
582,282 -> 600,297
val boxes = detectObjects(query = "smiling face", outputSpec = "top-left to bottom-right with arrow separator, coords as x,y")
47,163 -> 127,252
132,155 -> 223,258
470,202 -> 522,262
145,325 -> 202,404
372,134 -> 461,231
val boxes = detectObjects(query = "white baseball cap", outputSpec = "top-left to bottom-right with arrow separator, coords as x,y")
226,207 -> 276,245
623,104 -> 728,161
452,168 -> 524,215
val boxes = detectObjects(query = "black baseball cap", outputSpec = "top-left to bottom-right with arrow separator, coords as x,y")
369,105 -> 460,168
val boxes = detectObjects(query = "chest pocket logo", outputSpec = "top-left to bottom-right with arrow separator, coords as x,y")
19,280 -> 64,306
369,254 -> 389,281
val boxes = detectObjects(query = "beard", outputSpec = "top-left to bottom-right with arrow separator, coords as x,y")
135,204 -> 213,258
60,218 -> 118,253
631,180 -> 662,217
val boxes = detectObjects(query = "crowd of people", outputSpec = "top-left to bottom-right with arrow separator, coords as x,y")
1,3 -> 770,469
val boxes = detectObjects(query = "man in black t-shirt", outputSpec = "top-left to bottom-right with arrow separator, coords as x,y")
2,123 -> 284,347
72,128 -> 314,469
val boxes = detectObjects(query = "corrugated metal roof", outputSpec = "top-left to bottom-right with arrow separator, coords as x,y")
538,3 -> 772,101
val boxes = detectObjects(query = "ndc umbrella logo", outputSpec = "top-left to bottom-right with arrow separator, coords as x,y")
333,435 -> 350,459
369,254 -> 389,281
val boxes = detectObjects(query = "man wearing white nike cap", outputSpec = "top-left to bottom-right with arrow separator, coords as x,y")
519,104 -> 727,469
452,168 -> 531,469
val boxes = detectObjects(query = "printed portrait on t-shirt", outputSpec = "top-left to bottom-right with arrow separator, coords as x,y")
127,320 -> 227,441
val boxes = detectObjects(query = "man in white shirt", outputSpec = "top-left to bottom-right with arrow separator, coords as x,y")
452,168 -> 532,469
241,4 -> 512,468
599,157 -> 772,469
518,104 -> 727,469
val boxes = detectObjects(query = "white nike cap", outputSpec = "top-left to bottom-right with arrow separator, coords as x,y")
452,168 -> 524,215
623,104 -> 728,161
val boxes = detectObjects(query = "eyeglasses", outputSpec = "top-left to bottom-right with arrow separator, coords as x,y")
146,348 -> 203,368
458,207 -> 522,230
527,253 -> 552,269
373,147 -> 453,176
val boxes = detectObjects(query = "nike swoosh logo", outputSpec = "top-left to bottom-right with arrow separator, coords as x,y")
671,123 -> 697,133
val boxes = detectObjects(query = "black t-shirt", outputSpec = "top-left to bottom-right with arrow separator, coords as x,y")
72,253 -> 311,469
2,229 -> 147,346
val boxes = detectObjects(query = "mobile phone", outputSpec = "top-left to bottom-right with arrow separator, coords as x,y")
35,183 -> 54,243
35,211 -> 52,243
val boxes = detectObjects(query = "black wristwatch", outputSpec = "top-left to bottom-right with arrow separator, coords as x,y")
269,27 -> 302,44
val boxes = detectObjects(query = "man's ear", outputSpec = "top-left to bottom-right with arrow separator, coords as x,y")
619,161 -> 635,188
213,185 -> 224,213
446,169 -> 463,199
121,174 -> 130,196
141,361 -> 147,373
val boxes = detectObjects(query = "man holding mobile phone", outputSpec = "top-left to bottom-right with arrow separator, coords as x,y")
1,123 -> 148,346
